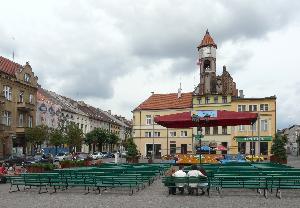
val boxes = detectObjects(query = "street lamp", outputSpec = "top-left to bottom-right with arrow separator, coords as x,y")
296,130 -> 300,157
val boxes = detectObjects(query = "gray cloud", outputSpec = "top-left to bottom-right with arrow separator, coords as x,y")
0,0 -> 300,126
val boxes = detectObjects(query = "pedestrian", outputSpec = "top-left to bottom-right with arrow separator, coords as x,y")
0,163 -> 7,184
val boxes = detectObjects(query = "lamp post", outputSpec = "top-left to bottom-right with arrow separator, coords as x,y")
296,130 -> 300,157
197,127 -> 202,165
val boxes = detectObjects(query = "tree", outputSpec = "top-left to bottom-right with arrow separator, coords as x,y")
65,122 -> 84,152
49,128 -> 65,155
85,131 -> 96,153
125,137 -> 138,159
107,132 -> 120,152
25,125 -> 49,154
271,133 -> 287,161
93,128 -> 108,152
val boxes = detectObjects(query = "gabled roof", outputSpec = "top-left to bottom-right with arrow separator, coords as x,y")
134,92 -> 193,111
197,30 -> 217,49
0,56 -> 22,76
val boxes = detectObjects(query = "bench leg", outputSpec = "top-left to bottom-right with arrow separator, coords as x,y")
50,186 -> 57,194
207,188 -> 210,198
84,187 -> 90,195
9,184 -> 20,193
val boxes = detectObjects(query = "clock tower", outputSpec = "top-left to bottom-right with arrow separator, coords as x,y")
197,30 -> 217,94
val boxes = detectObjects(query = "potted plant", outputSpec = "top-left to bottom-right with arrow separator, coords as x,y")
270,134 -> 287,164
125,138 -> 139,163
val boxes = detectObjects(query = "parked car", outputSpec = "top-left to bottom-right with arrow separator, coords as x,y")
101,152 -> 115,158
73,152 -> 91,161
91,152 -> 103,160
54,152 -> 68,162
4,155 -> 26,166
33,154 -> 54,163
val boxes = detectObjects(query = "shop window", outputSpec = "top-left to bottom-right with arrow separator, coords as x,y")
238,142 -> 246,154
260,142 -> 268,155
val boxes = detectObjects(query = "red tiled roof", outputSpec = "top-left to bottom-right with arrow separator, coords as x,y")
134,92 -> 193,111
197,30 -> 217,49
0,56 -> 22,76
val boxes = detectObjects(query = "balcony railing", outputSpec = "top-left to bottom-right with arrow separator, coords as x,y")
17,102 -> 35,112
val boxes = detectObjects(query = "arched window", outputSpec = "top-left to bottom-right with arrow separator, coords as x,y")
204,60 -> 211,69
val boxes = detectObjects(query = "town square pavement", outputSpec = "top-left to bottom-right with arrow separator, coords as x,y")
1,156 -> 300,208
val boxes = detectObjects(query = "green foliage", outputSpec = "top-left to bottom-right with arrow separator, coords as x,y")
125,138 -> 138,158
65,122 -> 84,152
49,128 -> 65,147
85,131 -> 96,146
25,125 -> 49,147
271,133 -> 287,161
30,163 -> 57,171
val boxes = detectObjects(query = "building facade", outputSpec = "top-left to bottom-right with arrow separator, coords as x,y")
0,56 -> 38,158
132,31 -> 276,158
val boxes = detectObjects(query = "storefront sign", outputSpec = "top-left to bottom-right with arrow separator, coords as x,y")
235,136 -> 273,142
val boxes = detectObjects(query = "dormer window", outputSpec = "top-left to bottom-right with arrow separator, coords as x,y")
24,73 -> 31,82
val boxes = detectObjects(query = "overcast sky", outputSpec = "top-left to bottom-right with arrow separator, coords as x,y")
0,0 -> 299,129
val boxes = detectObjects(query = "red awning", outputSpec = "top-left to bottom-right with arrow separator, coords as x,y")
154,110 -> 258,128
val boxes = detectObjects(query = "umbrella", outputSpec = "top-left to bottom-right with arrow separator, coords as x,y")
216,145 -> 227,151
197,145 -> 211,151
154,110 -> 258,128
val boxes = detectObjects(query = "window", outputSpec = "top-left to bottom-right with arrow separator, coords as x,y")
18,113 -> 24,127
169,131 -> 176,137
249,105 -> 257,112
239,125 -> 245,131
24,73 -> 31,82
238,105 -> 246,112
214,96 -> 218,104
205,97 -> 210,104
197,98 -> 202,104
154,132 -> 160,137
19,91 -> 24,103
249,122 -> 257,131
180,131 -> 187,137
145,132 -> 152,137
205,127 -> 210,135
238,142 -> 246,154
261,120 -> 268,131
260,104 -> 269,111
29,94 -> 34,104
3,86 -> 12,101
222,96 -> 227,103
3,111 -> 12,126
28,116 -> 33,128
213,126 -> 218,135
146,115 -> 152,125
222,126 -> 227,134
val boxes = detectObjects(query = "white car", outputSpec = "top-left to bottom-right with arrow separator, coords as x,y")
54,152 -> 68,162
91,152 -> 103,160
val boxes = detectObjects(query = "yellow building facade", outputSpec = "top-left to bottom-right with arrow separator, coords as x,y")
132,31 -> 276,158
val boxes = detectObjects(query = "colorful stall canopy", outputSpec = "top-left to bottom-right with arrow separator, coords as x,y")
154,110 -> 258,128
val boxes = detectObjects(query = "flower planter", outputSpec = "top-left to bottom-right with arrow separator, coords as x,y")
126,157 -> 139,163
270,155 -> 287,164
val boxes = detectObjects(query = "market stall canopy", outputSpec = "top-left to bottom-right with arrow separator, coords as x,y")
154,110 -> 258,128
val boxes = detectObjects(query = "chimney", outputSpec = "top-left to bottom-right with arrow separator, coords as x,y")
239,90 -> 244,98
151,92 -> 154,95
177,82 -> 182,98
223,65 -> 226,72
108,110 -> 111,115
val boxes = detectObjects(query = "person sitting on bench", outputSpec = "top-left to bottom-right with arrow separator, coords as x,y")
187,165 -> 206,195
172,165 -> 186,194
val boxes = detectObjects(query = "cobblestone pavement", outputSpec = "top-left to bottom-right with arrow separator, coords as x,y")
1,156 -> 300,208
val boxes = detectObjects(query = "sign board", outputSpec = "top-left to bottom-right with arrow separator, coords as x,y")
235,136 -> 273,142
192,110 -> 217,122
194,135 -> 203,141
